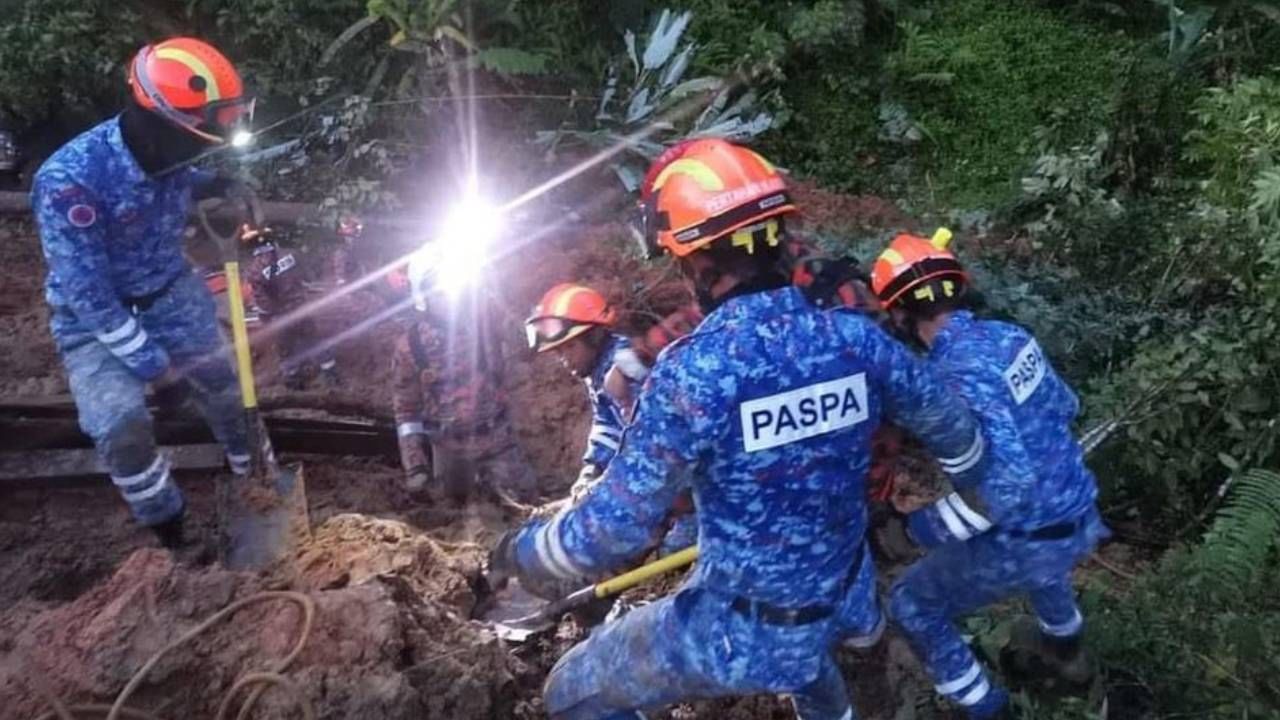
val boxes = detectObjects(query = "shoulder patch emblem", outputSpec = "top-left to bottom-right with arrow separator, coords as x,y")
67,204 -> 97,228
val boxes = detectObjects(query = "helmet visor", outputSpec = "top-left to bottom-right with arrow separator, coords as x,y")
525,316 -> 583,352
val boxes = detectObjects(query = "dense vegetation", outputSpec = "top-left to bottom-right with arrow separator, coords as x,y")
3,1 -> 1279,717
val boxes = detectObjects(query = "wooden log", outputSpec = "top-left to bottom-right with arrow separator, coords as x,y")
0,444 -> 226,481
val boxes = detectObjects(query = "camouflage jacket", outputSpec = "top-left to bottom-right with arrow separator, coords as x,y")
32,116 -> 214,380
582,333 -> 649,469
391,298 -> 510,468
514,287 -> 987,608
906,311 -> 1099,546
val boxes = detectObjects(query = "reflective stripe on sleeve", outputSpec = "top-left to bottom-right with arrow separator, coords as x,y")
935,662 -> 982,696
955,679 -> 991,707
533,511 -> 588,581
945,492 -> 993,533
397,421 -> 427,438
938,427 -> 984,475
97,317 -> 139,344
109,328 -> 151,358
934,497 -> 974,542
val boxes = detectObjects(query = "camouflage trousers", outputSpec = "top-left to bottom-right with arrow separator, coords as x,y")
56,271 -> 249,526
888,508 -> 1109,713
544,583 -> 855,720
432,417 -> 539,503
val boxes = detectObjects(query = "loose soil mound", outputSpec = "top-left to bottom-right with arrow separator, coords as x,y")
0,547 -> 528,720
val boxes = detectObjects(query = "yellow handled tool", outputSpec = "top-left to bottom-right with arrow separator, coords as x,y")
196,194 -> 308,571
487,546 -> 698,641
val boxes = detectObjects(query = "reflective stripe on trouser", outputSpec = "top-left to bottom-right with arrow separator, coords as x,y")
112,453 -> 184,527
63,342 -> 185,527
887,513 -> 1105,713
543,586 -> 856,720
59,271 -> 247,524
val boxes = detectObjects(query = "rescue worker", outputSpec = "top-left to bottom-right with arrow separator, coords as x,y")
870,231 -> 1109,719
525,283 -> 698,554
235,223 -> 336,388
488,140 -> 989,720
331,212 -> 364,285
392,246 -> 539,503
30,38 -> 256,547
525,283 -> 648,498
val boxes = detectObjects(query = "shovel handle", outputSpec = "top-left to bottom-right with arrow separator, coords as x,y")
594,546 -> 698,599
223,259 -> 258,410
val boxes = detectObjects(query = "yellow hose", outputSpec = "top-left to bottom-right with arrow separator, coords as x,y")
32,591 -> 315,720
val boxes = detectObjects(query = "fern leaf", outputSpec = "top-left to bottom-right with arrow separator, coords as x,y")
1194,469 -> 1280,586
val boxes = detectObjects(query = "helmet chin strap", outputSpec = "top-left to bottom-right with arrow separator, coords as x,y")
120,101 -> 211,176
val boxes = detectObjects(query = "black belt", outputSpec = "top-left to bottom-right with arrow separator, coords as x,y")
729,542 -> 865,627
122,274 -> 182,314
1004,516 -> 1081,542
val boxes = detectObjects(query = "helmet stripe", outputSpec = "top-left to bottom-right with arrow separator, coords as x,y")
747,150 -> 776,174
879,248 -> 905,266
653,159 -> 725,192
155,47 -> 221,102
550,285 -> 591,317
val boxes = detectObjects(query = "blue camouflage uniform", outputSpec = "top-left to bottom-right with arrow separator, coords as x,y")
581,334 -> 647,471
576,333 -> 697,556
510,287 -> 987,720
887,310 -> 1110,718
32,116 -> 249,528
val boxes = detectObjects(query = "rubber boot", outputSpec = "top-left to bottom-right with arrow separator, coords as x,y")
964,686 -> 1011,720
1000,617 -> 1093,691
151,512 -> 186,550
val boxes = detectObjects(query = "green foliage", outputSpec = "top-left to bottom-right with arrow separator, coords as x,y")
536,8 -> 776,192
1081,470 -> 1280,718
1185,73 -> 1280,213
885,0 -> 1126,206
0,0 -> 145,123
786,1 -> 868,52
1080,74 -> 1280,526
1195,469 -> 1280,585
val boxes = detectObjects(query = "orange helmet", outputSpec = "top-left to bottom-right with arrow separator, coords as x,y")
639,139 -> 796,258
870,229 -> 968,309
128,38 -> 254,144
525,283 -> 616,352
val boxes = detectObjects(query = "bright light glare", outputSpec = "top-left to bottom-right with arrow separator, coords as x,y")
230,130 -> 254,148
433,195 -> 502,297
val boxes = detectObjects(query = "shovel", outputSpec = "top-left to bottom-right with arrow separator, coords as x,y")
480,545 -> 698,641
196,195 -> 310,571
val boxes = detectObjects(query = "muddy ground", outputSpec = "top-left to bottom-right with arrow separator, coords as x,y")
0,185 -> 1122,720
